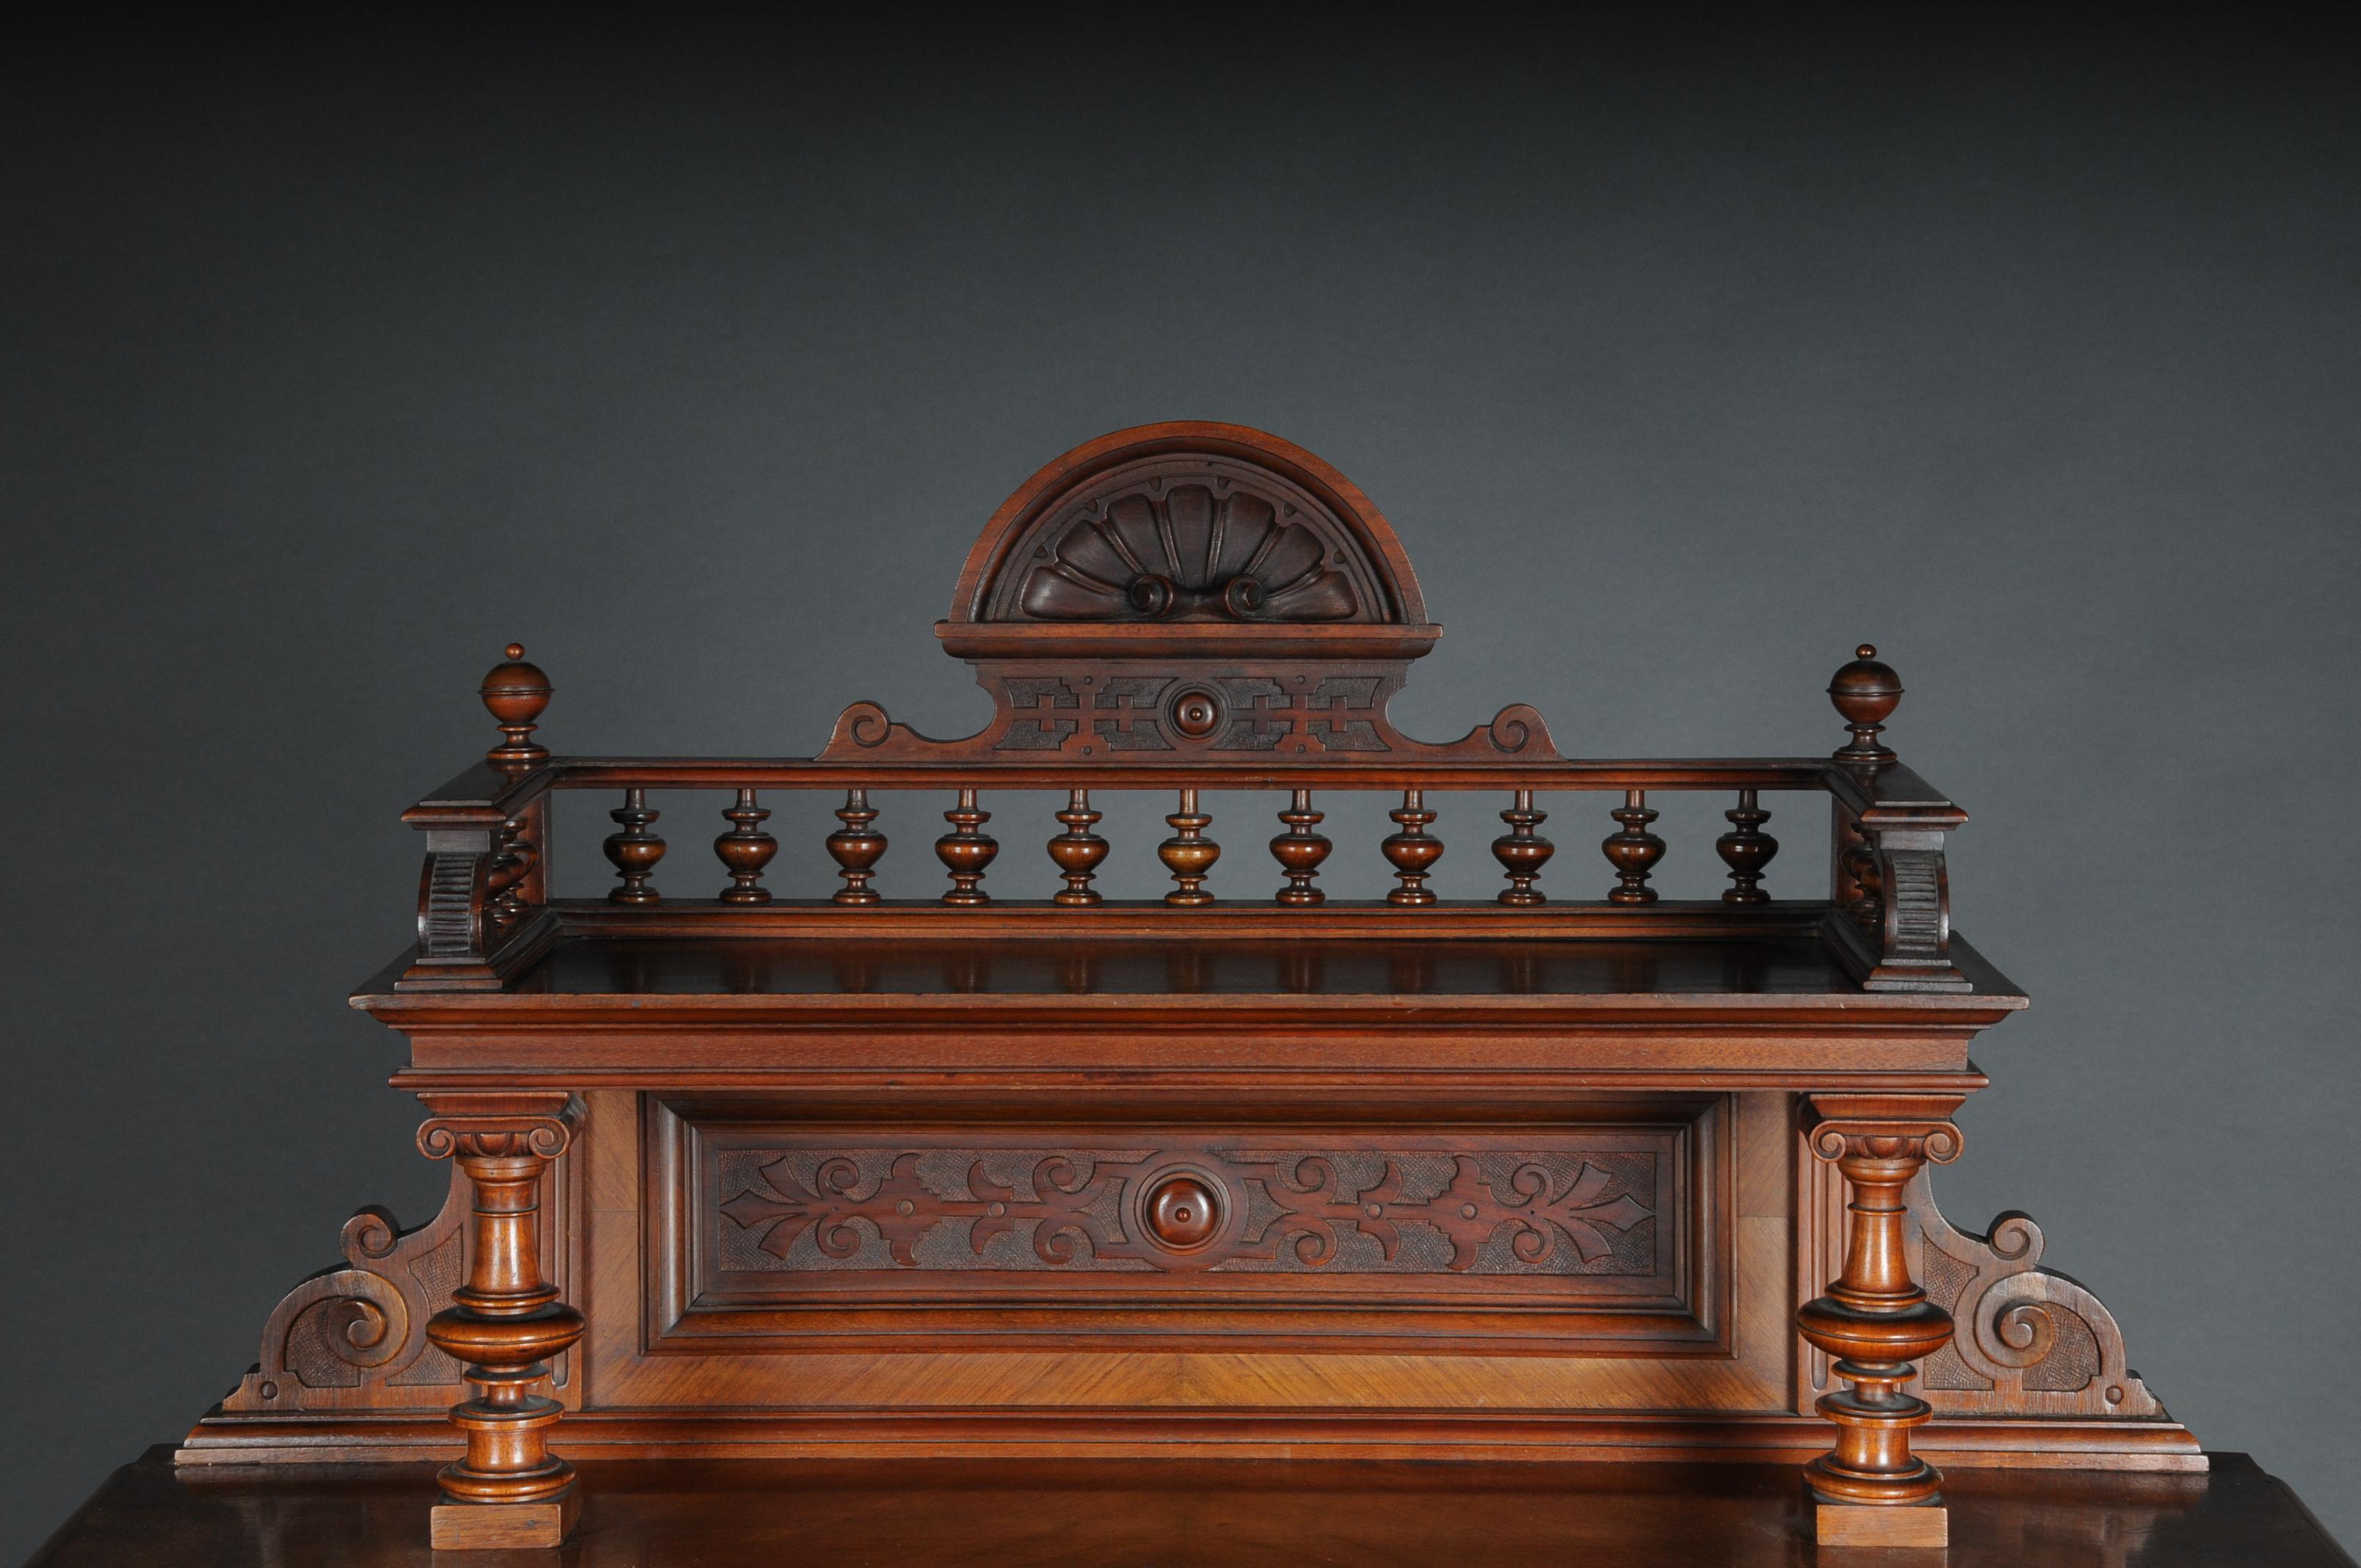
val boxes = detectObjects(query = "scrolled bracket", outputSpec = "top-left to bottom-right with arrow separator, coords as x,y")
1835,820 -> 1972,993
1909,1177 -> 2171,1419
397,826 -> 501,992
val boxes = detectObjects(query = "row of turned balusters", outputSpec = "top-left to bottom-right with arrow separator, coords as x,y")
595,786 -> 1781,906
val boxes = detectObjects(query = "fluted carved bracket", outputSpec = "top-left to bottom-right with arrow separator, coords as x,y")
1909,1174 -> 2169,1419
1830,810 -> 1972,993
397,806 -> 555,992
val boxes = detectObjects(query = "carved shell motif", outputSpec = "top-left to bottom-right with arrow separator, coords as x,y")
1019,483 -> 1358,622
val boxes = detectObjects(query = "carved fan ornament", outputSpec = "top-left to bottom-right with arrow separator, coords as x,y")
1018,480 -> 1360,623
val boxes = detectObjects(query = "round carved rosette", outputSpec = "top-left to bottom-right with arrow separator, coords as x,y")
1139,1171 -> 1227,1254
1169,688 -> 1222,740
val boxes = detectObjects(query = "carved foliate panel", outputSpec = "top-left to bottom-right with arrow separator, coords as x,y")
664,1106 -> 1716,1349
717,1144 -> 1659,1280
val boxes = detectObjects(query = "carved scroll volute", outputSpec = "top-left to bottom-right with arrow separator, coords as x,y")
221,1191 -> 457,1413
1908,1176 -> 2168,1418
416,1092 -> 584,1546
1796,1094 -> 1967,1536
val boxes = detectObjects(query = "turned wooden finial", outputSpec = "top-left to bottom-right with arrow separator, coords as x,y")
1829,644 -> 1902,764
480,642 -> 553,767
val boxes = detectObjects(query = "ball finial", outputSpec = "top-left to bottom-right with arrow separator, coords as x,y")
506,642 -> 526,661
1828,644 -> 1902,764
480,642 -> 553,768
1857,643 -> 1876,660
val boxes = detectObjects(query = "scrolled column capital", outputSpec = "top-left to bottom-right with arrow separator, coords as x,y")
1803,1091 -> 1971,1169
413,1092 -> 576,1164
1807,1119 -> 1963,1167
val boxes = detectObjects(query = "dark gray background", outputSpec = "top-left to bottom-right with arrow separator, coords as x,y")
7,13 -> 2355,1560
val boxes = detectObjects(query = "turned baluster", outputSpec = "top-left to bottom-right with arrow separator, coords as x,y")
936,788 -> 998,904
603,788 -> 665,904
1602,789 -> 1664,904
714,788 -> 777,904
827,789 -> 886,904
1491,788 -> 1553,904
487,816 -> 535,932
1382,789 -> 1442,905
1049,788 -> 1109,905
1716,788 -> 1778,904
1840,817 -> 1882,931
417,1097 -> 584,1548
1796,1101 -> 1965,1547
1158,788 -> 1219,906
1270,789 -> 1330,905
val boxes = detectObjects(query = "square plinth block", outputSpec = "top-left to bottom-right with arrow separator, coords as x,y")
1815,1501 -> 1948,1547
429,1487 -> 581,1550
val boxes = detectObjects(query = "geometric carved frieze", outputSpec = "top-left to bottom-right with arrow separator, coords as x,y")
990,670 -> 1401,756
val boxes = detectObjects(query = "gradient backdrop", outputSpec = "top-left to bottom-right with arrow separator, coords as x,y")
7,14 -> 2356,1558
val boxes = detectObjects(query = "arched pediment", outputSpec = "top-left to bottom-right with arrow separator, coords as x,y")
946,424 -> 1429,648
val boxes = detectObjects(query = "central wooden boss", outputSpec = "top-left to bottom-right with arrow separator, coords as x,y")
183,423 -> 2194,1552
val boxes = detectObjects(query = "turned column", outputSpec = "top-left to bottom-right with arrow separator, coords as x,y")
416,1092 -> 583,1550
1796,1094 -> 1965,1549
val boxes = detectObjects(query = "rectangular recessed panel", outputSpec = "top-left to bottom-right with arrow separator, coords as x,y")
654,1100 -> 1724,1354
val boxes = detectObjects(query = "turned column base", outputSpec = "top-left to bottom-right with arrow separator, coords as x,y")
431,1484 -> 581,1550
1814,1499 -> 1948,1548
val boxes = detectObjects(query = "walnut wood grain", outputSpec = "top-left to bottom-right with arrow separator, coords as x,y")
186,424 -> 2215,1560
45,1449 -> 2352,1567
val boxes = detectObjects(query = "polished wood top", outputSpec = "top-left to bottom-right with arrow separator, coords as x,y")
515,933 -> 1866,997
359,927 -> 2025,1007
38,1450 -> 2354,1567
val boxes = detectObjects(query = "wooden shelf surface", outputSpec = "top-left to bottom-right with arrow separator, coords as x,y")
34,1448 -> 2354,1567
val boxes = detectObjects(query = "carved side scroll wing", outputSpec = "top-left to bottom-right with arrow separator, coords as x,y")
216,1155 -> 573,1418
1802,1153 -> 2175,1422
1908,1173 -> 2169,1418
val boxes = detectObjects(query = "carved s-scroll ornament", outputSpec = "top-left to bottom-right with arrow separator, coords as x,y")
222,1171 -> 474,1413
1910,1177 -> 2168,1418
